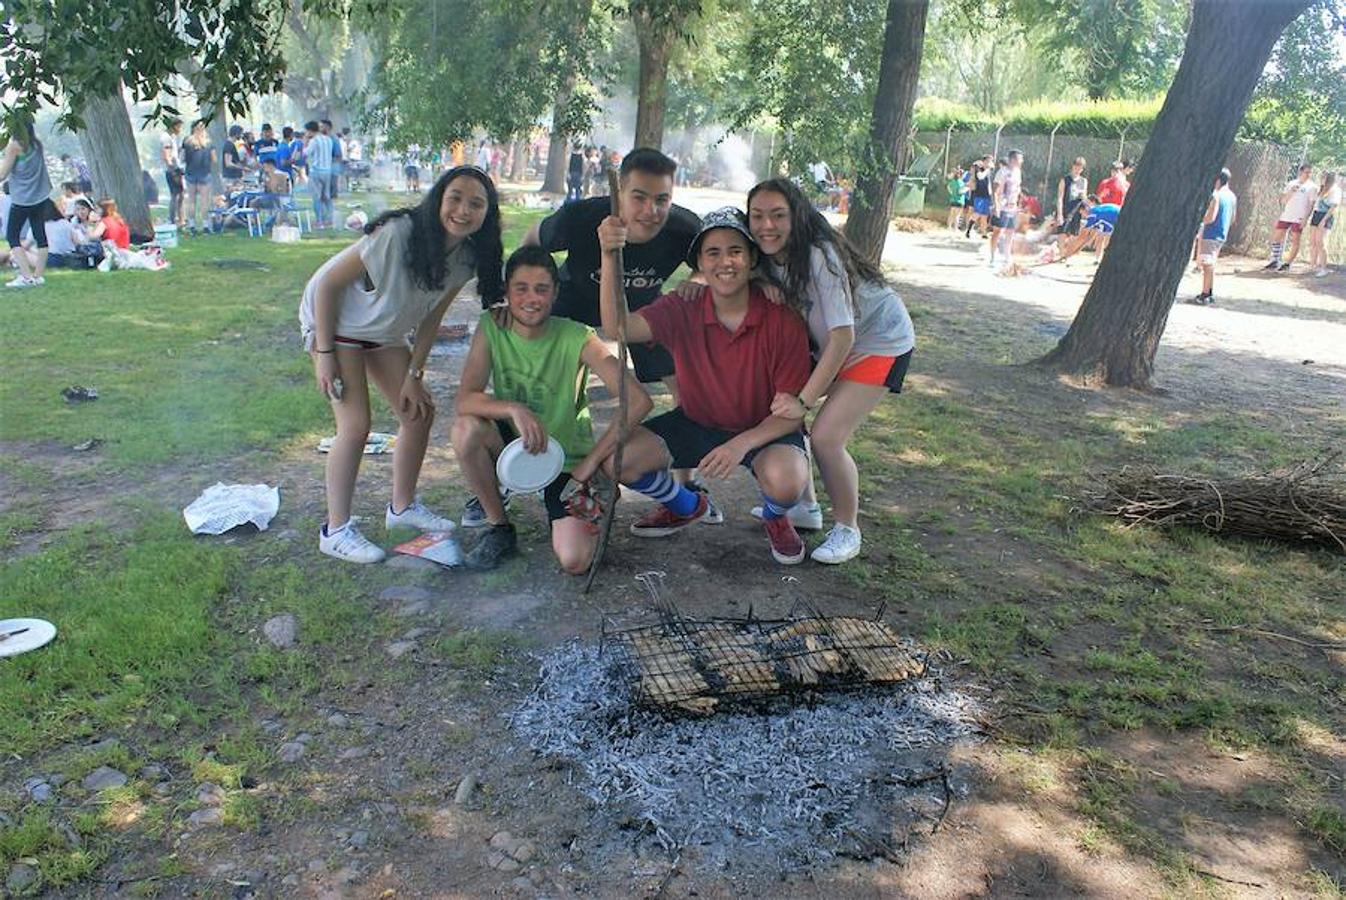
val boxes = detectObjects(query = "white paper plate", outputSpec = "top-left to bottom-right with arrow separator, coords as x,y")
0,618 -> 57,658
496,436 -> 565,493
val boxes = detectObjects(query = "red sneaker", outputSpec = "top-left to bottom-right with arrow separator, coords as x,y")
629,491 -> 710,538
763,515 -> 805,564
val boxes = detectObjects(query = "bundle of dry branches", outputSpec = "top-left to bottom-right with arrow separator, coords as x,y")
1084,454 -> 1346,553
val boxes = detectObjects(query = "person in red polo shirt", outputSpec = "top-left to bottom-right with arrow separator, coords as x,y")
598,207 -> 813,564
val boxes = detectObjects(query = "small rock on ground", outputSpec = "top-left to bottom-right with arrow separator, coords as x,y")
385,640 -> 416,659
6,863 -> 37,893
277,742 -> 306,763
263,614 -> 298,648
188,807 -> 224,828
23,777 -> 51,803
395,600 -> 430,618
378,585 -> 432,603
454,774 -> 478,805
82,766 -> 128,791
196,782 -> 226,805
326,712 -> 350,728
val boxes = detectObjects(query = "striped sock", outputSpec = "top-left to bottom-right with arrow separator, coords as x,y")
758,494 -> 791,521
1270,242 -> 1283,264
627,471 -> 699,516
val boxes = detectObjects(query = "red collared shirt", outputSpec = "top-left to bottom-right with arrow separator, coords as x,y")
638,285 -> 810,433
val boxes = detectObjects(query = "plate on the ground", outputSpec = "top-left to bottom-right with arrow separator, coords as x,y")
496,436 -> 564,493
0,618 -> 57,658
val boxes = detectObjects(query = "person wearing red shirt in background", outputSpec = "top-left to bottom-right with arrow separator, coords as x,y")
598,207 -> 814,565
1095,160 -> 1130,207
93,199 -> 131,249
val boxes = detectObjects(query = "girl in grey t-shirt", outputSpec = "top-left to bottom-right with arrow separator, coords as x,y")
0,121 -> 55,287
745,178 -> 915,565
301,166 -> 504,564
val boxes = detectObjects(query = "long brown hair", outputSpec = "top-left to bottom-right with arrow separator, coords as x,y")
98,199 -> 124,222
746,177 -> 887,313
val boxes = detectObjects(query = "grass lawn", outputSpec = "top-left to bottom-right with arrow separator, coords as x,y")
1,206 -> 1343,894
0,208 -> 545,892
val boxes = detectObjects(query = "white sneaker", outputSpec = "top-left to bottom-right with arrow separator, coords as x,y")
5,276 -> 34,288
319,521 -> 386,564
1314,268 -> 1329,278
385,500 -> 456,533
750,502 -> 824,531
29,276 -> 45,286
810,523 -> 862,564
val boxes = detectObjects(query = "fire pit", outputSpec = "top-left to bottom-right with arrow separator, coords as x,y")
507,576 -> 983,871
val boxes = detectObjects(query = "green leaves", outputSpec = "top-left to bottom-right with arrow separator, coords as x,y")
0,0 -> 384,131
367,0 -> 610,145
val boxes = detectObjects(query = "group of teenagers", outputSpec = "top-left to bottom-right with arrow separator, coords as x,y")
301,148 -> 914,574
946,152 -> 1139,273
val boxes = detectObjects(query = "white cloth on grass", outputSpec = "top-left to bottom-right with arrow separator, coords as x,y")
183,483 -> 281,535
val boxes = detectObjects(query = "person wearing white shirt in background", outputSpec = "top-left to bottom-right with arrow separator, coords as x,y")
1307,171 -> 1339,277
1264,162 -> 1317,273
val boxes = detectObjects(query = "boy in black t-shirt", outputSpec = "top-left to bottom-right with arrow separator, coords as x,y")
524,147 -> 701,391
458,149 -> 708,530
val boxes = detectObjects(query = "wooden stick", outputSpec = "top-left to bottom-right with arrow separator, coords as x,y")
1199,623 -> 1346,651
583,170 -> 630,594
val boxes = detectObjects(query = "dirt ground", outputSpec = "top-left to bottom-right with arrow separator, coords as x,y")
10,215 -> 1346,898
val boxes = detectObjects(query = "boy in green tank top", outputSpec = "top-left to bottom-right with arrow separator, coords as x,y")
452,246 -> 657,571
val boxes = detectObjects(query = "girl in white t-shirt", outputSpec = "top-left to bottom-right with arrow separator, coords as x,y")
1308,172 -> 1339,278
745,178 -> 915,565
300,166 -> 505,563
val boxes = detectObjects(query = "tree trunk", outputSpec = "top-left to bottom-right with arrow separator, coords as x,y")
542,82 -> 574,194
633,26 -> 674,150
1037,0 -> 1310,389
843,0 -> 930,265
77,88 -> 153,236
509,139 -> 527,182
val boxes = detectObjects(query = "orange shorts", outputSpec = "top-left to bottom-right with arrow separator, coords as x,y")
838,354 -> 896,386
835,350 -> 912,393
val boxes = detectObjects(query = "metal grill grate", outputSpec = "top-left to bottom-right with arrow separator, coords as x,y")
604,573 -> 926,714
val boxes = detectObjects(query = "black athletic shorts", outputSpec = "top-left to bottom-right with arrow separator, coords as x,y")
644,408 -> 807,472
495,421 -> 571,521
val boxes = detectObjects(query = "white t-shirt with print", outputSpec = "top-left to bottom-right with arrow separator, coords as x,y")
298,215 -> 477,347
994,166 -> 1022,214
1278,178 -> 1318,223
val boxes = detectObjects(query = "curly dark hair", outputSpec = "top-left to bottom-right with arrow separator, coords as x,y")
746,178 -> 887,313
365,165 -> 504,306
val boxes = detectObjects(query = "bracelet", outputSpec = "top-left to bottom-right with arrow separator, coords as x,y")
316,348 -> 335,354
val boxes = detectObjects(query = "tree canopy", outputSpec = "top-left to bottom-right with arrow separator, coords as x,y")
1,0 -> 380,130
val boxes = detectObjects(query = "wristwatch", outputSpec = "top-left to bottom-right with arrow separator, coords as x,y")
408,366 -> 425,381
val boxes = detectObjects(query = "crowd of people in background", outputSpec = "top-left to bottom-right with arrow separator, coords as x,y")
941,150 -> 1337,292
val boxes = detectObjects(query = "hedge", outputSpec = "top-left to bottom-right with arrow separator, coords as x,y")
912,96 -> 1164,138
912,95 -> 1335,157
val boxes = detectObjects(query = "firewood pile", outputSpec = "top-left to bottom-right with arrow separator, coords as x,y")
1083,455 -> 1346,553
606,573 -> 925,714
